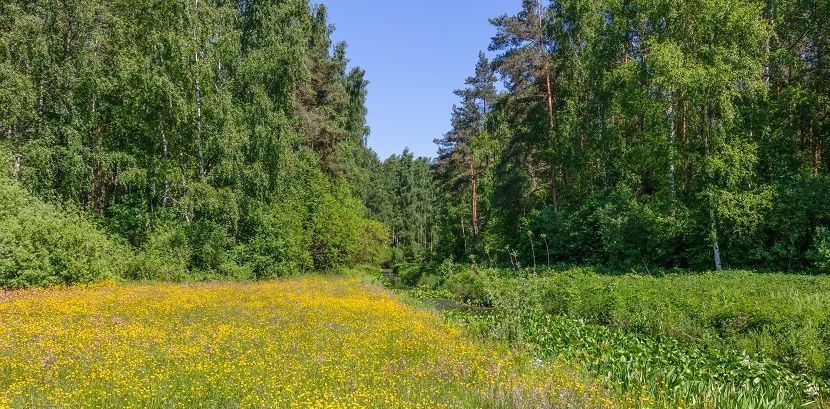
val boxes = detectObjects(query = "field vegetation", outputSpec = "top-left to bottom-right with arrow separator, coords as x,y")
1,0 -> 829,407
0,276 -> 618,409
394,264 -> 830,407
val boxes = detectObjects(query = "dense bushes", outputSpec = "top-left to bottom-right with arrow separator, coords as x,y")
407,264 -> 830,378
309,187 -> 390,270
0,177 -> 130,288
529,270 -> 830,377
124,182 -> 391,282
127,222 -> 193,282
1,171 -> 390,287
398,264 -> 830,407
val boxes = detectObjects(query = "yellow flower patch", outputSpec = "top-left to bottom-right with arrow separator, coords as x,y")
0,277 -> 613,408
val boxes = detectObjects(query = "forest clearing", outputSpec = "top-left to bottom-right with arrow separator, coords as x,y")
1,0 -> 828,407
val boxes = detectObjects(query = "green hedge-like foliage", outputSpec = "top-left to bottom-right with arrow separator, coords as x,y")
0,177 -> 131,288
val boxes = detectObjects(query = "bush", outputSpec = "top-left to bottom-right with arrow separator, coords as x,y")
396,263 -> 426,286
808,227 -> 830,274
444,267 -> 489,305
541,269 -> 830,377
236,202 -> 312,278
421,264 -> 830,378
127,223 -> 191,282
0,177 -> 130,288
309,185 -> 389,271
482,276 -> 543,342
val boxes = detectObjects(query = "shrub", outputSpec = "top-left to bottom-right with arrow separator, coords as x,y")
127,223 -> 191,282
444,267 -> 489,305
482,276 -> 543,342
0,177 -> 130,288
236,202 -> 312,278
396,263 -> 426,286
809,227 -> 830,274
309,186 -> 387,271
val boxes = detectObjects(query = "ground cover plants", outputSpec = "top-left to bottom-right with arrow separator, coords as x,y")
0,276 -> 616,408
395,264 -> 830,407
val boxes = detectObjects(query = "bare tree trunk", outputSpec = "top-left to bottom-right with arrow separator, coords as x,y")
704,105 -> 723,271
762,0 -> 771,87
193,0 -> 205,180
545,71 -> 555,129
7,125 -> 20,180
529,234 -> 537,270
551,166 -> 559,211
180,152 -> 191,223
667,94 -> 677,203
682,98 -> 690,192
811,126 -> 821,177
460,217 -> 468,254
534,0 -> 559,211
12,153 -> 21,181
161,113 -> 170,207
470,155 -> 479,237
710,207 -> 723,270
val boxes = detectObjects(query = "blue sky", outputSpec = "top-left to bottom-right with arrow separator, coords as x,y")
319,1 -> 518,159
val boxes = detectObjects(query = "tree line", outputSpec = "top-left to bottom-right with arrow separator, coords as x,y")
0,0 -> 389,286
428,0 -> 829,271
2,0 -> 828,286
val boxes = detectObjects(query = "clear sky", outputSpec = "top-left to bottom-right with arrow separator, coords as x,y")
319,1 -> 518,159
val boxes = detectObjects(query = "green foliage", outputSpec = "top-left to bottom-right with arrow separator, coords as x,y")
443,267 -> 489,306
432,0 -> 830,272
309,186 -> 390,270
430,265 -> 830,379
809,227 -> 830,274
0,177 -> 129,288
522,316 -> 824,408
236,201 -> 312,278
369,150 -> 439,262
0,0 -> 390,282
127,223 -> 191,282
402,265 -> 830,407
395,263 -> 430,287
481,276 -> 543,343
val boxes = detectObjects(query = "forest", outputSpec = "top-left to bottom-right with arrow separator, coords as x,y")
1,0 -> 829,407
1,0 -> 391,286
412,0 -> 830,272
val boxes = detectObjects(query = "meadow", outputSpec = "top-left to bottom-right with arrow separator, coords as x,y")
0,276 -> 616,408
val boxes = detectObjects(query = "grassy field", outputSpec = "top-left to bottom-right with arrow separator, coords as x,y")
0,277 -> 616,408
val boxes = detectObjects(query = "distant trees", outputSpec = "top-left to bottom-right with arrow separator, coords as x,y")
368,150 -> 438,263
434,53 -> 497,259
436,0 -> 830,271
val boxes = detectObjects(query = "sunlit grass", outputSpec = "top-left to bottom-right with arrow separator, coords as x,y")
0,277 -> 613,408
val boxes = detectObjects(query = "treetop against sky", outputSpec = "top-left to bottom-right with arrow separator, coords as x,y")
321,0 -> 519,158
